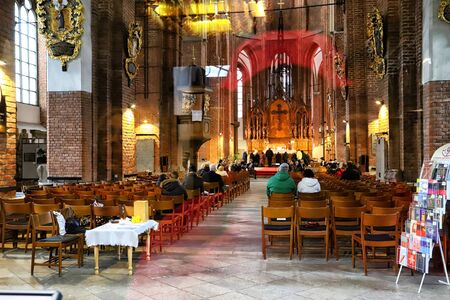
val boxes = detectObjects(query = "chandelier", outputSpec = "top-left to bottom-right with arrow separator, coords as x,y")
149,0 -> 266,35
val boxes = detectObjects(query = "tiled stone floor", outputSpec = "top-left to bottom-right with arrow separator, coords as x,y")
1,179 -> 450,299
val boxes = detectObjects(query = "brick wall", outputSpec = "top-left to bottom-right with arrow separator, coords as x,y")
422,81 -> 450,165
0,0 -> 17,190
47,91 -> 92,180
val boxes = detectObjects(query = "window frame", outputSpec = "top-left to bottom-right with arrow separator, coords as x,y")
14,0 -> 39,106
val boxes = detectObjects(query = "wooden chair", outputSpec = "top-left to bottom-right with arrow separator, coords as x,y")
151,200 -> 182,250
352,212 -> 400,275
161,194 -> 190,234
91,206 -> 121,228
298,192 -> 326,201
261,206 -> 295,259
332,206 -> 366,260
361,194 -> 391,204
30,198 -> 59,205
186,189 -> 206,228
30,210 -> 57,244
1,202 -> 32,252
31,212 -> 83,277
203,182 -> 223,210
296,206 -> 330,260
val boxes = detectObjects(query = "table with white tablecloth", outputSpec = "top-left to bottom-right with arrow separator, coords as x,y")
85,220 -> 158,275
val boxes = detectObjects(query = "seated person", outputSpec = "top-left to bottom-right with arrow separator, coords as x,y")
202,164 -> 224,192
341,162 -> 361,180
156,174 -> 167,186
160,171 -> 188,200
183,165 -> 204,192
216,165 -> 228,177
266,163 -> 296,196
297,169 -> 321,194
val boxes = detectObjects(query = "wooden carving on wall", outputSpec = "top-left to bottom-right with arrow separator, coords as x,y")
334,53 -> 347,100
367,7 -> 385,78
125,22 -> 143,84
269,99 -> 290,138
439,0 -> 450,23
36,0 -> 84,71
181,94 -> 197,113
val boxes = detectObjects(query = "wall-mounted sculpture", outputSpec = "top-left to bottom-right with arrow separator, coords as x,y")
334,53 -> 347,100
125,22 -> 143,85
0,86 -> 6,133
36,0 -> 84,71
366,7 -> 385,78
439,0 -> 450,23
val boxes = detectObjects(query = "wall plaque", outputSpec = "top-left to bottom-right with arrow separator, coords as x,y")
36,0 -> 84,71
439,0 -> 450,23
367,7 -> 385,78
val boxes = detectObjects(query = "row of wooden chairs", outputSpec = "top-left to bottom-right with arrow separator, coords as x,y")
261,205 -> 400,274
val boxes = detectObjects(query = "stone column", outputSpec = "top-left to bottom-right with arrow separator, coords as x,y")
47,0 -> 93,181
422,0 -> 450,164
0,1 -> 17,193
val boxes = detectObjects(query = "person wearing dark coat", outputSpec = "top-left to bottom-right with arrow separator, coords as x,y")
183,165 -> 204,192
282,152 -> 288,163
242,151 -> 248,163
160,171 -> 188,200
341,163 -> 361,180
202,165 -> 225,192
265,148 -> 274,166
275,152 -> 282,164
249,152 -> 254,165
253,152 -> 260,167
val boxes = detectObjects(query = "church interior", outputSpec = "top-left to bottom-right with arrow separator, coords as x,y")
1,0 -> 450,299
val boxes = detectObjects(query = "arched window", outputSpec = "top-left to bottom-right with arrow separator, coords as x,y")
15,0 -> 38,105
312,48 -> 322,93
269,52 -> 292,100
237,68 -> 243,119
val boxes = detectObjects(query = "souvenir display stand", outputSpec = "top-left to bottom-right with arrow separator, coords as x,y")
396,144 -> 450,293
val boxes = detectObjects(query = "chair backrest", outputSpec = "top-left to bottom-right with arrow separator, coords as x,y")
296,206 -> 329,220
62,198 -> 87,206
160,194 -> 184,206
124,205 -> 134,217
1,201 -> 32,216
91,206 -> 121,218
29,190 -> 48,196
32,203 -> 61,214
153,200 -> 174,211
371,206 -> 402,215
298,192 -> 326,201
299,200 -> 327,208
63,204 -> 92,218
361,212 -> 398,230
186,189 -> 201,199
31,198 -> 58,204
31,211 -> 57,234
330,195 -> 356,203
261,206 -> 294,220
99,199 -> 117,206
204,182 -> 220,193
366,200 -> 393,209
332,199 -> 362,207
328,191 -> 351,197
333,205 -> 366,219
361,194 -> 391,203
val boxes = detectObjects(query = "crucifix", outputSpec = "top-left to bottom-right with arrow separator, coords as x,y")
277,1 -> 285,9
271,104 -> 288,131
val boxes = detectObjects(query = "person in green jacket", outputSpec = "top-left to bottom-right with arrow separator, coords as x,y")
266,163 -> 296,196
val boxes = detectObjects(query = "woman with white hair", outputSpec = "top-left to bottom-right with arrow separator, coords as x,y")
266,163 -> 296,196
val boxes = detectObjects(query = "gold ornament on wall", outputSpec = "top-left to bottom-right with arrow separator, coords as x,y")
181,94 -> 197,113
439,0 -> 450,23
367,7 -> 385,78
125,22 -> 143,85
36,0 -> 84,71
334,54 -> 347,100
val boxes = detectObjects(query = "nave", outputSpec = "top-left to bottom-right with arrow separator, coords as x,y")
1,179 -> 449,299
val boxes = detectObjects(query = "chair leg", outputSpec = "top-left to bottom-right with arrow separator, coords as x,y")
31,244 -> 36,275
334,233 -> 339,260
262,234 -> 266,259
289,231 -> 293,260
362,245 -> 368,276
58,245 -> 63,277
298,235 -> 302,260
25,221 -> 31,253
351,238 -> 355,268
325,232 -> 329,261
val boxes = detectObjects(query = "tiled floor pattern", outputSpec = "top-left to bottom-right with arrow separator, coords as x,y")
1,179 -> 450,299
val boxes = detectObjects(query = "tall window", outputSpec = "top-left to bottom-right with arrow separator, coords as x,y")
237,68 -> 243,119
268,52 -> 292,100
15,0 -> 38,105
